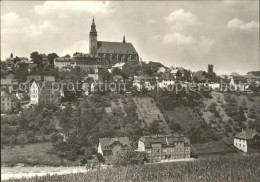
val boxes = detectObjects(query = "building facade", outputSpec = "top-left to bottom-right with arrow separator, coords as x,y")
98,137 -> 131,161
137,134 -> 191,162
1,91 -> 12,112
234,129 -> 260,153
30,81 -> 60,105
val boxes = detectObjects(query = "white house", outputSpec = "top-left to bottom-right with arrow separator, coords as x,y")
234,129 -> 260,153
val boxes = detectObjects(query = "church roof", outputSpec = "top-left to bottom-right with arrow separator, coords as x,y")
97,41 -> 138,55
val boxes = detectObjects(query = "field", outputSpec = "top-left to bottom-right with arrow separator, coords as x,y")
2,154 -> 260,182
1,142 -> 64,166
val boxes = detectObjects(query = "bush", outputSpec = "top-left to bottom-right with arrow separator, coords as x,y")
113,149 -> 146,166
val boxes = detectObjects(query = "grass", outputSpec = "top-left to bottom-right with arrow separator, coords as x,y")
3,154 -> 260,182
1,142 -> 63,166
133,97 -> 170,133
164,107 -> 201,132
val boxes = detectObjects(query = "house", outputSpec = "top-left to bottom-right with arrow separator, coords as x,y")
73,53 -> 105,70
30,80 -> 60,105
230,76 -> 248,91
137,134 -> 191,163
18,57 -> 32,64
133,75 -> 156,91
98,137 -> 131,161
245,74 -> 260,86
234,129 -> 260,153
157,72 -> 175,88
157,66 -> 166,74
54,57 -> 76,70
1,78 -> 18,93
1,91 -> 12,112
193,71 -> 208,83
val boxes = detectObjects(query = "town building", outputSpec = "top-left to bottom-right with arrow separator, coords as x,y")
30,80 -> 60,105
137,134 -> 191,162
1,78 -> 18,93
157,71 -> 175,88
133,75 -> 156,91
1,91 -> 12,112
234,129 -> 260,153
98,137 -> 131,161
89,17 -> 139,62
229,76 -> 249,91
73,53 -> 105,70
54,57 -> 76,71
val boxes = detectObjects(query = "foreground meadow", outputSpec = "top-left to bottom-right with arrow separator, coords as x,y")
3,154 -> 260,182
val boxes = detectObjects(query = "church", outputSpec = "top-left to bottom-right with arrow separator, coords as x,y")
89,17 -> 139,62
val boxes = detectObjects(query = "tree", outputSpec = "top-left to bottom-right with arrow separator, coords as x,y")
149,120 -> 160,134
47,53 -> 59,65
113,149 -> 146,166
249,81 -> 259,93
30,51 -> 41,65
208,102 -> 217,113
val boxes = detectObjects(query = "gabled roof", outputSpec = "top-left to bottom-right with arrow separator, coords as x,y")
99,137 -> 130,151
97,41 -> 138,54
112,62 -> 125,68
235,129 -> 260,140
139,134 -> 190,148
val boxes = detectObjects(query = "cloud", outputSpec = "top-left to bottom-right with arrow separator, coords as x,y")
163,33 -> 195,45
227,18 -> 259,31
166,9 -> 197,30
1,12 -> 56,37
34,1 -> 111,15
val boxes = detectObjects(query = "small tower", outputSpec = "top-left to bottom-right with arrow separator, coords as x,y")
123,35 -> 126,43
89,17 -> 98,56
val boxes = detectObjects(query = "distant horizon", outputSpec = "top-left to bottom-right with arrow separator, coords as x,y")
1,1 -> 259,75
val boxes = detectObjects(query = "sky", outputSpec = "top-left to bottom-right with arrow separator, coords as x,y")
1,1 -> 259,75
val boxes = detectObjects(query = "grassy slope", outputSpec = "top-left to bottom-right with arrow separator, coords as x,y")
164,107 -> 202,132
1,142 -> 63,166
133,97 -> 170,133
3,154 -> 259,182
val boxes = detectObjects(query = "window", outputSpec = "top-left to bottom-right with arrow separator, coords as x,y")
168,154 -> 171,159
162,149 -> 167,152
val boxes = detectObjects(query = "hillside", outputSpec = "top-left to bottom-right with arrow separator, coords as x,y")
133,97 -> 171,133
163,107 -> 202,132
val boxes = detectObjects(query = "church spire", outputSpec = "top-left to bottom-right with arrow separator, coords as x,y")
123,35 -> 126,43
90,16 -> 97,33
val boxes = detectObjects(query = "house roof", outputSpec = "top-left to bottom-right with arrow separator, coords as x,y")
139,134 -> 190,148
232,76 -> 247,83
55,57 -> 74,62
234,129 -> 260,140
97,41 -> 138,54
112,62 -> 125,68
99,137 -> 130,150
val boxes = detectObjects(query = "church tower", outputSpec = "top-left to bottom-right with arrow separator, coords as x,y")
89,17 -> 97,56
123,35 -> 126,43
